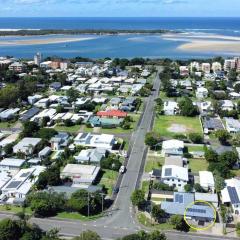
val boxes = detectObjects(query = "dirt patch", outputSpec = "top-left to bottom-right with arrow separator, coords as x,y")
167,124 -> 188,133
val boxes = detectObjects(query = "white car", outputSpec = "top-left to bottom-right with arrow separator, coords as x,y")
119,165 -> 126,174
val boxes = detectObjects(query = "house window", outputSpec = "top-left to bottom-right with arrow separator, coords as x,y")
178,184 -> 181,187
178,180 -> 180,182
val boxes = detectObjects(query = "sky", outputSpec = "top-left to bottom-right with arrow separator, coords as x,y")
0,0 -> 239,17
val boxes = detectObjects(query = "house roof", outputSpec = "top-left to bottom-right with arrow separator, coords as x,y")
161,165 -> 188,181
97,110 -> 127,118
165,156 -> 184,167
199,171 -> 215,188
162,140 -> 184,150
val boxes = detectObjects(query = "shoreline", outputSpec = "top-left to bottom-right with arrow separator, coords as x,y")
0,37 -> 96,46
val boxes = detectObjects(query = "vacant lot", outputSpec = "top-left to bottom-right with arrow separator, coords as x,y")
153,115 -> 202,138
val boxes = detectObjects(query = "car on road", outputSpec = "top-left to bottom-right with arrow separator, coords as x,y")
119,165 -> 126,174
113,187 -> 119,194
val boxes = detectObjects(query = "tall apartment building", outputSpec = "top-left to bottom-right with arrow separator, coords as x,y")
224,59 -> 236,72
34,52 -> 42,66
201,63 -> 211,74
212,62 -> 222,73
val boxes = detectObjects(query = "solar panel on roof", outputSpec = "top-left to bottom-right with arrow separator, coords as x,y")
165,168 -> 172,176
6,181 -> 22,189
227,186 -> 240,204
20,172 -> 30,178
188,208 -> 206,214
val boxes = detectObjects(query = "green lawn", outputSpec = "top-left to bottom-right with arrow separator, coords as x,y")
54,124 -> 82,133
189,158 -> 209,173
153,115 -> 202,138
0,205 -> 32,214
141,180 -> 150,194
145,154 -> 164,172
147,72 -> 157,84
57,212 -> 102,221
0,121 -> 15,128
137,212 -> 174,230
187,145 -> 205,152
99,169 -> 118,196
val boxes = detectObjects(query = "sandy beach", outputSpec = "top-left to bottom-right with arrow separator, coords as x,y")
0,36 -> 96,46
162,32 -> 240,54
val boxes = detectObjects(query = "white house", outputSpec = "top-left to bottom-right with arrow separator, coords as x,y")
199,171 -> 215,193
221,100 -> 234,111
161,140 -> 184,157
74,133 -> 116,150
161,165 -> 188,191
163,101 -> 179,115
74,148 -> 106,164
60,164 -> 100,186
1,166 -> 45,203
0,158 -> 25,171
221,178 -> 240,215
13,138 -> 41,156
196,87 -> 208,99
225,118 -> 240,133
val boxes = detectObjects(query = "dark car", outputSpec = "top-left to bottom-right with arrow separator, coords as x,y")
113,187 -> 119,194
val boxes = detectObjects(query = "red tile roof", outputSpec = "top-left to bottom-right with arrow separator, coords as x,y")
97,110 -> 127,118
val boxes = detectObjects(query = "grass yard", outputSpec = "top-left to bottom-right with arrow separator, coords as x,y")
153,115 -> 202,138
145,153 -> 164,172
99,169 -> 118,196
0,121 -> 16,128
187,145 -> 205,152
54,124 -> 82,133
0,205 -> 32,214
57,212 -> 102,221
189,158 -> 209,173
141,180 -> 150,194
137,212 -> 174,230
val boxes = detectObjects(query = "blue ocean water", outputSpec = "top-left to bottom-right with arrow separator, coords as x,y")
0,17 -> 239,59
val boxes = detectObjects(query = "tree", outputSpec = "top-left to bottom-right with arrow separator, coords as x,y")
205,149 -> 218,163
21,121 -> 40,138
131,190 -> 145,208
214,173 -> 225,193
148,231 -> 167,240
194,183 -> 205,193
100,154 -> 121,171
151,205 -> 166,222
228,69 -> 237,81
37,128 -> 57,140
73,230 -> 101,240
219,151 -> 238,169
64,119 -> 74,127
169,215 -> 189,231
67,190 -> 102,215
3,143 -> 14,156
178,97 -> 198,117
27,192 -> 66,217
35,166 -> 62,190
215,130 -> 231,145
0,218 -> 22,240
66,88 -> 79,103
184,184 -> 192,193
145,132 -> 161,148
188,133 -> 203,144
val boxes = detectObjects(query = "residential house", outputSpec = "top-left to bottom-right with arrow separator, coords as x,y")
13,138 -> 41,156
60,164 -> 100,186
161,140 -> 184,157
196,87 -> 208,99
225,118 -> 240,133
50,132 -> 70,151
0,158 -> 25,171
221,178 -> 240,215
74,148 -> 106,165
161,165 -> 188,191
163,101 -> 179,116
96,110 -> 127,119
38,146 -> 52,159
202,117 -> 224,134
161,192 -> 215,222
220,100 -> 234,111
199,171 -> 215,193
74,133 -> 116,150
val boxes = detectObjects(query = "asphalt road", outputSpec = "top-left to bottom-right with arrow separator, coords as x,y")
0,68 -> 237,240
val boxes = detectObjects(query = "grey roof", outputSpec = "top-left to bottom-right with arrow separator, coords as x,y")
203,117 -> 224,130
161,192 -> 215,219
50,82 -> 61,90
164,168 -> 172,176
20,107 -> 40,122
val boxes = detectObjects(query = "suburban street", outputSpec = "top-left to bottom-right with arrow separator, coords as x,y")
0,68 -> 237,240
